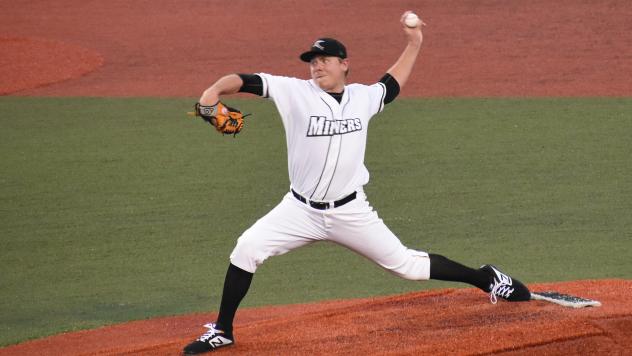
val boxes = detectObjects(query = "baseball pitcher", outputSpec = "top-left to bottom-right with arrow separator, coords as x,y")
184,11 -> 531,354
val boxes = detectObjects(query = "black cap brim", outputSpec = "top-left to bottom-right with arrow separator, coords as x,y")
300,50 -> 323,62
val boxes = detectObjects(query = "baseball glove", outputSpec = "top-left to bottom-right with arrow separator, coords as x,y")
192,101 -> 248,136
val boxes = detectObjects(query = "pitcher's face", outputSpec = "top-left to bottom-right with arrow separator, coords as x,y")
309,55 -> 348,92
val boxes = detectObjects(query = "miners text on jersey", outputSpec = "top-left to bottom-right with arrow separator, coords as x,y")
306,116 -> 363,137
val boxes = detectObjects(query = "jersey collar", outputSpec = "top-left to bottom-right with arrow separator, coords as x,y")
309,79 -> 349,115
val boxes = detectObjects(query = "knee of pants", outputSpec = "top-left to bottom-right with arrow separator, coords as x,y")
388,249 -> 431,281
229,234 -> 270,274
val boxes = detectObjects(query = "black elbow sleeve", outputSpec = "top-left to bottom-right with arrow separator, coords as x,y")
237,74 -> 264,96
379,73 -> 401,105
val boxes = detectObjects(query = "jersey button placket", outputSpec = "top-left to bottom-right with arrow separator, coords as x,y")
312,96 -> 345,201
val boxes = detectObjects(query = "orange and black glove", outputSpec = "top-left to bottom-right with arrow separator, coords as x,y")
192,101 -> 248,136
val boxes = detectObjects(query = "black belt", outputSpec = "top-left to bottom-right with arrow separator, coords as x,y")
291,189 -> 357,210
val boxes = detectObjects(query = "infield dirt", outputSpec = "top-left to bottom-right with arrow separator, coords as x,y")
1,0 -> 632,97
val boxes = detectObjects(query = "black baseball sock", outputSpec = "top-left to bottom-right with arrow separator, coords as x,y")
215,263 -> 253,335
429,254 -> 490,291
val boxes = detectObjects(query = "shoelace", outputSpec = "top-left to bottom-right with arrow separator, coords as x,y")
198,323 -> 222,342
489,282 -> 515,304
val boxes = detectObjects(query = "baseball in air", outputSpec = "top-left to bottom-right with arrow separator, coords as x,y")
404,13 -> 420,28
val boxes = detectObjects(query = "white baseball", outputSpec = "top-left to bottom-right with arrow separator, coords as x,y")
404,13 -> 420,28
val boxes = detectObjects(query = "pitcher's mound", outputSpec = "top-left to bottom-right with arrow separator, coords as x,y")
1,279 -> 630,355
0,37 -> 103,95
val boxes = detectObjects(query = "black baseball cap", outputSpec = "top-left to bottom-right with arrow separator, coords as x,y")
299,38 -> 347,62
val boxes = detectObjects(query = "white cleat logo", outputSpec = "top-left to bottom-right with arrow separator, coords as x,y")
210,336 -> 232,348
495,270 -> 513,286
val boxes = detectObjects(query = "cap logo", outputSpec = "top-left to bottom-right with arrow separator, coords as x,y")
313,40 -> 325,50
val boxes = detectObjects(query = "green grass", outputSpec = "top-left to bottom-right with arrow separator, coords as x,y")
1,97 -> 630,346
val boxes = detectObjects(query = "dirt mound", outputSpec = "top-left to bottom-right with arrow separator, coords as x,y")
1,279 -> 629,355
0,37 -> 102,95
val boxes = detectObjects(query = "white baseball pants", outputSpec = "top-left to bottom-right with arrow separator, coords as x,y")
230,190 -> 430,280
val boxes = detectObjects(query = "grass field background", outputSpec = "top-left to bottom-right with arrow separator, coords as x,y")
1,97 -> 630,346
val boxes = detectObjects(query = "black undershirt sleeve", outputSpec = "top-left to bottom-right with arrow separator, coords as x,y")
237,74 -> 264,96
379,73 -> 401,105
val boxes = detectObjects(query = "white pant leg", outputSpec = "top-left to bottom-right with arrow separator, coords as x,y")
327,192 -> 430,281
230,193 -> 327,273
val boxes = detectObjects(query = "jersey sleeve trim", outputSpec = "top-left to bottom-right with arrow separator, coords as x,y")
258,73 -> 270,98
377,82 -> 386,113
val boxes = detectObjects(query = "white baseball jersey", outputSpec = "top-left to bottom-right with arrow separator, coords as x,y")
258,73 -> 386,201
229,73 -> 430,281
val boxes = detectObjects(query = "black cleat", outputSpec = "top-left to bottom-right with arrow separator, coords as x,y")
480,264 -> 531,303
183,323 -> 234,354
